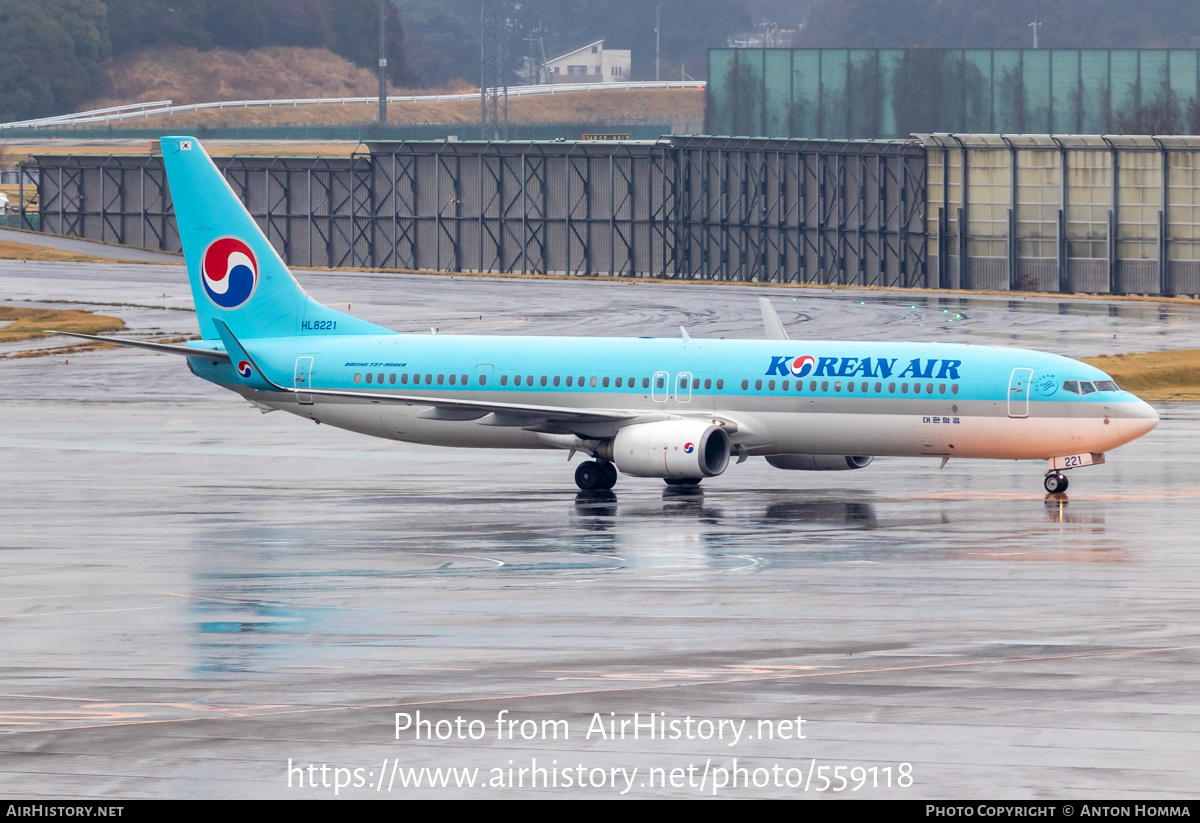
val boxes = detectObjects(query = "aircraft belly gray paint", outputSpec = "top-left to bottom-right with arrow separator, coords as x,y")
231,380 -> 1148,463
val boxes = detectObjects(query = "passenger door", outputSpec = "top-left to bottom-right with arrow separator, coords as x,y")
651,370 -> 669,403
294,356 -> 314,405
673,371 -> 693,404
1008,367 -> 1033,418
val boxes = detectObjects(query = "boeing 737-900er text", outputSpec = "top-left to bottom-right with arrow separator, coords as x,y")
58,137 -> 1159,493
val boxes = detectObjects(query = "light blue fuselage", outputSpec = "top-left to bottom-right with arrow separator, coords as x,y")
186,333 -> 1157,461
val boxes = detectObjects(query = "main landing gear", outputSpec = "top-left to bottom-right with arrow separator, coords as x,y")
575,460 -> 618,491
1043,471 -> 1069,493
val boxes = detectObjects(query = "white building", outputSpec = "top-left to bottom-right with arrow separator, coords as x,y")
545,40 -> 631,84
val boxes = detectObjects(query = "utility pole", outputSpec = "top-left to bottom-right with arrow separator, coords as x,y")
755,20 -> 779,48
480,0 -> 509,140
1028,16 -> 1041,49
655,4 -> 661,82
378,0 -> 387,123
526,25 -> 548,85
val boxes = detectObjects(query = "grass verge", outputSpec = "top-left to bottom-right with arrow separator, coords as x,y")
0,305 -> 125,344
1080,350 -> 1200,402
0,239 -> 156,264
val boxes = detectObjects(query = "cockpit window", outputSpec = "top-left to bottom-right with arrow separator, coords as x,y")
1065,379 -> 1119,394
1064,379 -> 1118,395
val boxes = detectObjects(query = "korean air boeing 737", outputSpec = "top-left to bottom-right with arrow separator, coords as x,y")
58,137 -> 1159,493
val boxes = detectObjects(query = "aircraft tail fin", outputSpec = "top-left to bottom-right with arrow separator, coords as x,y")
159,136 -> 389,341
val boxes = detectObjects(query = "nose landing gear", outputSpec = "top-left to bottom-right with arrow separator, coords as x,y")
575,460 -> 618,491
1042,452 -> 1104,493
1043,471 -> 1069,493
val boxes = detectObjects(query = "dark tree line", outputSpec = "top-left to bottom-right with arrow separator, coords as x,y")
796,0 -> 1200,50
0,0 -> 410,122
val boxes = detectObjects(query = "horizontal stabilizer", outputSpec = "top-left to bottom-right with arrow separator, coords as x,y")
50,331 -> 230,361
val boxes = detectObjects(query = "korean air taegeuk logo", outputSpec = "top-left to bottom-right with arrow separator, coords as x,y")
201,237 -> 259,309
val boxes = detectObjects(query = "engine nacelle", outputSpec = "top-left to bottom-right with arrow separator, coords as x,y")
765,454 -> 874,471
602,420 -> 731,479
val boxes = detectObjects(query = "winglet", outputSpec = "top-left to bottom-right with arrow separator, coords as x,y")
211,319 -> 278,392
759,298 -> 790,340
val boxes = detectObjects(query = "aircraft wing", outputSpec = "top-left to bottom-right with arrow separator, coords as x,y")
275,382 -> 636,424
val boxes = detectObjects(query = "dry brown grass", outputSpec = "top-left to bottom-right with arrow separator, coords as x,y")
71,88 -> 701,130
79,79 -> 701,129
0,239 -> 155,263
88,47 -> 390,109
0,305 -> 125,343
0,183 -> 37,212
1080,350 -> 1200,402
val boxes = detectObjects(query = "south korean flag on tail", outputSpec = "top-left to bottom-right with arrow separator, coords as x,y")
180,140 -> 192,151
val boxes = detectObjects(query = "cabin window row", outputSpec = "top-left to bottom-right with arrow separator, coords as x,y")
498,375 -> 727,389
740,378 -> 960,396
354,372 -> 470,385
350,373 -> 729,390
349,372 -> 960,395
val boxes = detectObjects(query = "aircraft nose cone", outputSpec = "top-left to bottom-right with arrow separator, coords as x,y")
1117,399 -> 1159,442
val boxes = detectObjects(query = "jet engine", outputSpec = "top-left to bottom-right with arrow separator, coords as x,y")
765,454 -> 874,471
601,420 -> 731,479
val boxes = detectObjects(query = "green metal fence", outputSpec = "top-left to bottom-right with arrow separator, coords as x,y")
2,213 -> 39,231
709,48 -> 1200,139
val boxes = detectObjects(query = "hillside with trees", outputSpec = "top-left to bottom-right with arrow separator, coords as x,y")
10,0 -> 1200,125
0,0 -> 409,122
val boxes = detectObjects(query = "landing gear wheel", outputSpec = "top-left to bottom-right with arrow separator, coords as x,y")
575,461 -> 604,491
597,461 -> 618,490
664,477 -> 702,486
1044,472 -> 1069,493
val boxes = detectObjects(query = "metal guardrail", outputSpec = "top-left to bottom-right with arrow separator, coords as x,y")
0,100 -> 173,131
0,82 -> 706,130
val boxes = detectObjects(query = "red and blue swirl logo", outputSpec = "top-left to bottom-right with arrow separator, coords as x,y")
790,355 -> 816,378
683,442 -> 695,454
236,360 -> 253,378
201,237 -> 259,309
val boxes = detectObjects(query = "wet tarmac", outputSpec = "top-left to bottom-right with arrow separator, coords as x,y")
2,260 -> 1199,799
